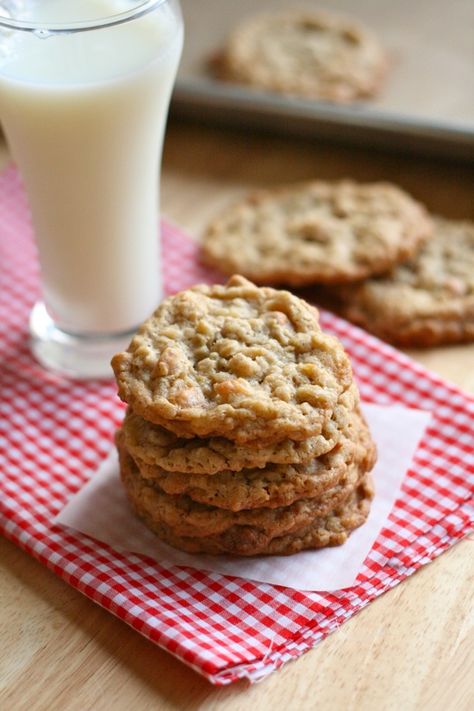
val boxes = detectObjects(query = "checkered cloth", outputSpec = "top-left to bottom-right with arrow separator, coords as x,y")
1,166 -> 473,685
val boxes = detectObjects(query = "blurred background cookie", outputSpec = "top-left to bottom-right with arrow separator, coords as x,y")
211,9 -> 388,102
202,181 -> 432,286
328,217 -> 474,347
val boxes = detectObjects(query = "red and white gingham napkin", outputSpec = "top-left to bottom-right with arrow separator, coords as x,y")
0,166 -> 473,685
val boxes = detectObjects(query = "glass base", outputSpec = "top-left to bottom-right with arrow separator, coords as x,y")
29,302 -> 136,380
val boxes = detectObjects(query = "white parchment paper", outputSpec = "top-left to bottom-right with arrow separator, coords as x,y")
55,404 -> 430,591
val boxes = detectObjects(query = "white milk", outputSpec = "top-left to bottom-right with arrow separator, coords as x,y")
0,0 -> 183,334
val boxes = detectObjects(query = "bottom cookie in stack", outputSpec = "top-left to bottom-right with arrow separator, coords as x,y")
144,476 -> 375,557
116,407 -> 376,557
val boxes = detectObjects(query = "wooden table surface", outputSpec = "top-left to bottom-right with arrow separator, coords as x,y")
1,121 -> 473,711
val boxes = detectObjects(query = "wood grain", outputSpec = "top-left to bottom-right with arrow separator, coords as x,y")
1,121 -> 474,710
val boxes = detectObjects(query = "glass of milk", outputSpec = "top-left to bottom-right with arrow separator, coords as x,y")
0,0 -> 183,378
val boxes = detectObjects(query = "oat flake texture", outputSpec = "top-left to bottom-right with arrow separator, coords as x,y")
121,383 -> 358,474
112,275 -> 352,443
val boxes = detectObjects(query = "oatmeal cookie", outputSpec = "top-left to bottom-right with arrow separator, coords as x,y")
335,218 -> 474,347
118,438 -> 371,540
112,276 -> 352,443
122,444 -> 374,556
125,407 -> 376,511
202,182 -> 432,287
213,10 -> 387,103
122,383 -> 358,475
224,475 -> 374,556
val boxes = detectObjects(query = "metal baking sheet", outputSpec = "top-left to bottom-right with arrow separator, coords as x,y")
172,0 -> 474,161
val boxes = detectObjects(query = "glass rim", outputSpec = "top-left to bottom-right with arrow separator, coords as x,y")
0,0 -> 169,34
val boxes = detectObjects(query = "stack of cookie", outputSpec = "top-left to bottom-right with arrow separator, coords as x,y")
202,182 -> 474,347
112,276 -> 376,557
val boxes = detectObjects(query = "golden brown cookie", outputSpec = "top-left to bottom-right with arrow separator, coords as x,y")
202,182 -> 432,287
212,10 -> 387,103
226,475 -> 374,557
124,407 -> 376,512
334,217 -> 474,347
119,443 -> 363,538
112,276 -> 352,444
122,383 -> 358,475
121,439 -> 374,556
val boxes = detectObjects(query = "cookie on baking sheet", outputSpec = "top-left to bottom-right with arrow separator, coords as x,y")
121,383 -> 358,475
124,406 -> 376,512
335,217 -> 474,347
212,10 -> 387,103
112,276 -> 352,444
202,182 -> 432,287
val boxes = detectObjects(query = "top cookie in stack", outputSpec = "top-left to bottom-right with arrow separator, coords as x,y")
112,276 -> 377,556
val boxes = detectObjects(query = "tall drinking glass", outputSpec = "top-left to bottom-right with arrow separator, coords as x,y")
0,0 -> 183,378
